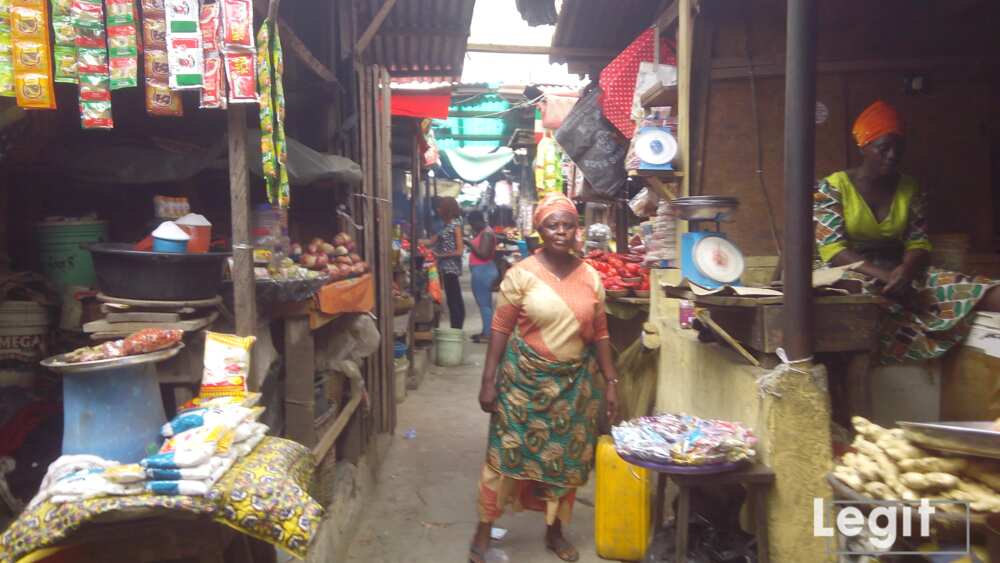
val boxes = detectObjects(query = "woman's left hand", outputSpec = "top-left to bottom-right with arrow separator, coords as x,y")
883,265 -> 915,298
605,382 -> 619,424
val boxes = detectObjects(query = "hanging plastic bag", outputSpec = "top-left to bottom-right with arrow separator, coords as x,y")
555,84 -> 627,200
628,187 -> 659,218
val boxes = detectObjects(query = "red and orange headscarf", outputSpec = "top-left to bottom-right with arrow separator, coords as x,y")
852,100 -> 904,148
533,193 -> 578,230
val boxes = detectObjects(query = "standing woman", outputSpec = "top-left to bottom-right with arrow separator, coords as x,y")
422,196 -> 466,330
469,194 -> 620,563
466,211 -> 499,344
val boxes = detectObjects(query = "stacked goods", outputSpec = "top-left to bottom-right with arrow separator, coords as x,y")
644,199 -> 677,266
612,412 -> 757,466
834,417 -> 1000,513
289,233 -> 369,281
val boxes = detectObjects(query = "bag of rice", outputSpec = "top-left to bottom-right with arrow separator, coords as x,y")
200,332 -> 256,399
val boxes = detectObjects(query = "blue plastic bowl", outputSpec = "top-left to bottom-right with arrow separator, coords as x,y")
153,237 -> 189,253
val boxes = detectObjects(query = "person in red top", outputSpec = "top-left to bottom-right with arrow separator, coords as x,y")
465,211 -> 499,344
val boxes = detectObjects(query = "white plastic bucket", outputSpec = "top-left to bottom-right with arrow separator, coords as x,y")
0,301 -> 52,362
433,328 -> 464,367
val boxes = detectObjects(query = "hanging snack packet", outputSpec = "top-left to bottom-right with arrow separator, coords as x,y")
10,0 -> 54,108
141,9 -> 165,48
223,51 -> 254,103
177,391 -> 261,413
220,0 -> 251,50
105,0 -> 137,89
0,0 -> 13,96
199,332 -> 255,399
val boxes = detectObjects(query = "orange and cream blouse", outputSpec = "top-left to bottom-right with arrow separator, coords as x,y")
491,256 -> 610,362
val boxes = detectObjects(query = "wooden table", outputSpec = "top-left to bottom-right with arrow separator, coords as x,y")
644,463 -> 776,563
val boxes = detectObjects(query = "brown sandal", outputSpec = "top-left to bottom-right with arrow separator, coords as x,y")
545,537 -> 579,562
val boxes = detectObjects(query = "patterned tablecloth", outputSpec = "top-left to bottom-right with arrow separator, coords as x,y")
1,437 -> 323,562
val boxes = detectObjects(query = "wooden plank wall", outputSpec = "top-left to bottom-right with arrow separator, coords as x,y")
697,0 -> 1000,257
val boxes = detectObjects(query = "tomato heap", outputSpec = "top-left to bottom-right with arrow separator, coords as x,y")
584,250 -> 651,293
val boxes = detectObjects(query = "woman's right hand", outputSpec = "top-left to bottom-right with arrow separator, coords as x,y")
478,378 -> 498,413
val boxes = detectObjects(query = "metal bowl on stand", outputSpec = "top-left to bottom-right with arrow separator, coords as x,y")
669,196 -> 740,223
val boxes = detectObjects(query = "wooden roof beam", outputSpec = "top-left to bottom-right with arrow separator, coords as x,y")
467,43 -> 616,59
356,0 -> 399,56
252,0 -> 339,85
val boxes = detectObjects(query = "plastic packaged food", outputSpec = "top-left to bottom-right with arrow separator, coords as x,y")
199,331 -> 255,399
105,0 -> 138,89
166,34 -> 202,88
121,328 -> 183,355
223,51 -> 254,103
199,53 -> 224,108
10,0 -> 53,108
49,0 -> 75,82
141,11 -> 165,48
611,412 -> 757,466
0,0 -> 14,96
164,0 -> 201,89
220,0 -> 251,49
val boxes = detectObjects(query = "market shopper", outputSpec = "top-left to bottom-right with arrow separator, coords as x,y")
421,196 -> 465,329
465,211 -> 499,344
815,100 -> 1000,363
469,194 -> 620,563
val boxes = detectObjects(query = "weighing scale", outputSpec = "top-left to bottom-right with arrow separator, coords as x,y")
634,126 -> 678,171
671,196 -> 744,289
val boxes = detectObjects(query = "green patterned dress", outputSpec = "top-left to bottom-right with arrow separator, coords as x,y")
814,172 -> 999,363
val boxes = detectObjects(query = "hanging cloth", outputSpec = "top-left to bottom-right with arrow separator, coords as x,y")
256,18 -> 289,208
598,29 -> 676,138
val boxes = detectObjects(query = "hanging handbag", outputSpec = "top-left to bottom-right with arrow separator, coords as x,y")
555,84 -> 628,200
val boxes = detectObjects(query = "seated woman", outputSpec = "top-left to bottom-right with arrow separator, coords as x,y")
814,100 -> 1000,364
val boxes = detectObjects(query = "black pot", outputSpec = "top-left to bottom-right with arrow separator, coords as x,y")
89,243 -> 230,301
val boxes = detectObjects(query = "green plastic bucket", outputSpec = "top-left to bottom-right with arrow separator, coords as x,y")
433,328 -> 465,367
36,220 -> 108,292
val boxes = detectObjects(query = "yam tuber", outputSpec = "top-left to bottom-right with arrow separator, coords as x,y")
899,472 -> 958,492
898,457 -> 968,474
863,481 -> 898,501
833,466 -> 865,492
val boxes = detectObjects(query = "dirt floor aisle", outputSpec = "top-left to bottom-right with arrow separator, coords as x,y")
346,287 -> 604,563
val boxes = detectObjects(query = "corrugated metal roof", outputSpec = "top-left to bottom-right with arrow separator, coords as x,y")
358,0 -> 476,83
550,0 -> 660,68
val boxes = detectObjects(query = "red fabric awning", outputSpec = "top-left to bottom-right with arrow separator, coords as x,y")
391,89 -> 452,119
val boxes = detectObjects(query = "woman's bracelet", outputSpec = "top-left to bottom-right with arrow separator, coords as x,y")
606,378 -> 619,385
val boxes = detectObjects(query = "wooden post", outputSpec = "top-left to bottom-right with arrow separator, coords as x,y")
227,105 -> 257,341
283,316 -> 316,446
378,67 -> 396,433
677,0 -> 693,197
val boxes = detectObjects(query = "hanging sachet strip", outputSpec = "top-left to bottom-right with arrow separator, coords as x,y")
106,0 -> 137,89
73,0 -> 111,126
50,0 -> 76,83
198,0 -> 224,108
0,0 -> 13,96
11,0 -> 55,108
141,0 -> 181,115
256,18 -> 287,208
164,0 -> 203,89
220,0 -> 254,103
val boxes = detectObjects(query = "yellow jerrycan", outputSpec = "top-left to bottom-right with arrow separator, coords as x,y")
594,434 -> 652,560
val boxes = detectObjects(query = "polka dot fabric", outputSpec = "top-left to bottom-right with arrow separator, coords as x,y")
599,29 -> 677,139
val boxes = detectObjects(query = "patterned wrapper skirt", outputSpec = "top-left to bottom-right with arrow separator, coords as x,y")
479,336 -> 602,524
842,268 -> 1000,363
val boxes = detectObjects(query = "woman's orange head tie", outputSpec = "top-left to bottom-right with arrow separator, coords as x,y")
852,100 -> 904,148
533,193 -> 578,230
